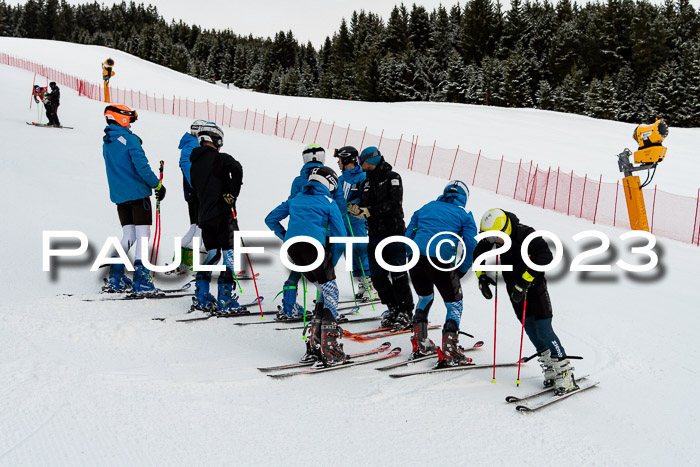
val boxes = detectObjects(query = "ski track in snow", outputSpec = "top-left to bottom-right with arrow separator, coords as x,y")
1,41 -> 699,465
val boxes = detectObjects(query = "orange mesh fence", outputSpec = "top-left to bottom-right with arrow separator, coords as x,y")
3,53 -> 699,246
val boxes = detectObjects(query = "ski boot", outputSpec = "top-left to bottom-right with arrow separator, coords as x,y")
190,272 -> 217,313
102,263 -> 132,293
552,357 -> 579,396
319,319 -> 347,367
354,277 -> 374,302
169,247 -> 194,275
436,330 -> 471,368
276,303 -> 306,321
538,349 -> 556,388
380,305 -> 399,328
410,321 -> 437,359
216,281 -> 246,314
131,260 -> 160,295
391,305 -> 414,331
300,303 -> 324,363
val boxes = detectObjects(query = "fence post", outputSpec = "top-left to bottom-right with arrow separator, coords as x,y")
614,180 -> 620,227
378,129 -> 384,148
524,161 -> 533,201
496,155 -> 504,194
178,96 -> 181,116
252,109 -> 258,132
579,174 -> 588,218
554,167 -> 561,211
472,150 -> 482,185
394,134 -> 404,165
229,105 -> 234,127
283,114 -> 288,138
172,95 -> 175,115
290,116 -> 300,140
344,124 -> 351,146
651,184 -> 658,233
313,119 -> 322,143
542,167 -> 551,209
449,146 -> 460,180
593,175 -> 603,224
567,170 -> 574,216
693,189 -> 700,244
407,135 -> 415,170
244,109 -> 249,130
275,112 -> 279,136
427,140 -> 437,176
513,159 -> 522,200
528,165 -> 539,204
206,99 -> 210,121
410,136 -> 418,171
262,110 -> 266,133
327,121 -> 335,148
301,118 -> 312,143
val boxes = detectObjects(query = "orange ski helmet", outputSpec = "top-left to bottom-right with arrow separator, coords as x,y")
104,104 -> 138,127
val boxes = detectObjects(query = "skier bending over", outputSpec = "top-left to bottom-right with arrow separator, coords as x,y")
474,208 -> 578,395
172,119 -> 207,274
405,181 -> 477,366
266,167 -> 347,365
101,104 -> 166,294
189,123 -> 245,313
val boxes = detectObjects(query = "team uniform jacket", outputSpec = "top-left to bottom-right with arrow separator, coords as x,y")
189,145 -> 243,224
102,124 -> 160,204
339,165 -> 367,237
178,132 -> 199,201
358,160 -> 405,237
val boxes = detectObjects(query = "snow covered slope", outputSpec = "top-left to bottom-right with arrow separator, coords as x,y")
1,40 -> 699,465
2,36 -> 700,196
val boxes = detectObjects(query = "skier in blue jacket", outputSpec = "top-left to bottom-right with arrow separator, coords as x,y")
101,104 -> 166,294
405,180 -> 478,366
270,144 -> 346,320
172,120 -> 207,274
333,146 -> 373,301
266,166 -> 347,365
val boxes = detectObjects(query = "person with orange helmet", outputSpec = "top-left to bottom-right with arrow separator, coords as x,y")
101,104 -> 166,295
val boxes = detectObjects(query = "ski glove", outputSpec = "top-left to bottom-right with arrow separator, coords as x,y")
348,203 -> 370,219
510,271 -> 535,303
223,193 -> 236,206
476,271 -> 496,300
154,183 -> 166,202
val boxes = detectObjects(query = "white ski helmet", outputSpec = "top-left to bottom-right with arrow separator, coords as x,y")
197,122 -> 224,148
302,144 -> 326,164
190,119 -> 209,136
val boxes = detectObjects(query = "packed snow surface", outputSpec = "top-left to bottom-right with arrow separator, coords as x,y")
1,39 -> 699,465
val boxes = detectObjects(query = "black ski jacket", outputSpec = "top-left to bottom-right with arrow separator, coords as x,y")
189,145 -> 243,224
472,211 -> 553,291
358,159 -> 406,238
48,86 -> 60,105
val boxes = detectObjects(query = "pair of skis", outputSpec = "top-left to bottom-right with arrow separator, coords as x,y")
62,282 -> 194,301
151,296 -> 266,322
262,343 -> 402,378
26,121 -> 74,129
505,375 -> 599,412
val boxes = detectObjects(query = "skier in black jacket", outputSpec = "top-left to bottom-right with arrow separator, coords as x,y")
473,208 -> 578,395
348,146 -> 414,330
189,123 -> 245,313
45,81 -> 61,126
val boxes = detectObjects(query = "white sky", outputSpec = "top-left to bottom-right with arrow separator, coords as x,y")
9,0 -> 700,48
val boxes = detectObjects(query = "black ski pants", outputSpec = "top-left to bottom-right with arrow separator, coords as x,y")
367,236 -> 414,310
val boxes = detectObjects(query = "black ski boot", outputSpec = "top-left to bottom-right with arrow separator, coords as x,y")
318,308 -> 347,366
392,304 -> 414,331
300,302 -> 324,363
436,330 -> 471,368
410,321 -> 437,359
380,305 -> 399,328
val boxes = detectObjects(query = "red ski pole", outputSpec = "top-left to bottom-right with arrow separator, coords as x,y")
150,161 -> 164,271
231,208 -> 264,318
492,256 -> 499,383
516,293 -> 528,387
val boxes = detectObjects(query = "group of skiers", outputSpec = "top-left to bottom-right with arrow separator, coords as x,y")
99,110 -> 578,396
32,81 -> 61,126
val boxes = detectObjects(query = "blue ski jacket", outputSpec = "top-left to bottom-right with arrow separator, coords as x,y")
339,165 -> 367,237
178,132 -> 199,186
266,181 -> 345,246
290,161 -> 348,220
406,190 -> 478,274
102,124 -> 160,204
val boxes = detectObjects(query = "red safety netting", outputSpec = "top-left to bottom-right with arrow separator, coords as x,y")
3,52 -> 699,246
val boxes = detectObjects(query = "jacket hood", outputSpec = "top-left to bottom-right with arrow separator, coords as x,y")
302,180 -> 332,196
344,165 -> 364,176
437,190 -> 467,207
178,132 -> 198,150
299,161 -> 323,177
103,124 -> 132,143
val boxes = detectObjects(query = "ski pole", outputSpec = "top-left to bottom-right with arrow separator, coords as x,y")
150,161 -> 164,273
231,208 -> 265,318
492,256 -> 499,383
30,73 -> 36,109
516,292 -> 528,387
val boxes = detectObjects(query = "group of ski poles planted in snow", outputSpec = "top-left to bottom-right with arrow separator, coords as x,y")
99,105 -> 587,404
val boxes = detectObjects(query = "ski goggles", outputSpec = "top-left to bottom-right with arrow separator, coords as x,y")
358,149 -> 381,164
105,105 -> 138,123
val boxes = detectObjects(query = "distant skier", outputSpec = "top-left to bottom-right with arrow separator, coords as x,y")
333,146 -> 373,301
474,209 -> 578,395
189,122 -> 245,313
266,166 -> 347,365
45,81 -> 61,126
101,104 -> 166,294
405,181 -> 477,366
266,144 -> 347,321
348,147 -> 414,330
172,119 -> 207,275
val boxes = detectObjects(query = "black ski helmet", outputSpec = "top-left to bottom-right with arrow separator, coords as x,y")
49,81 -> 57,88
334,146 -> 359,166
308,166 -> 338,193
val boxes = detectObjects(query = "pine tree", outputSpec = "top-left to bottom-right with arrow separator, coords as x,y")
385,5 -> 409,53
536,80 -> 556,110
